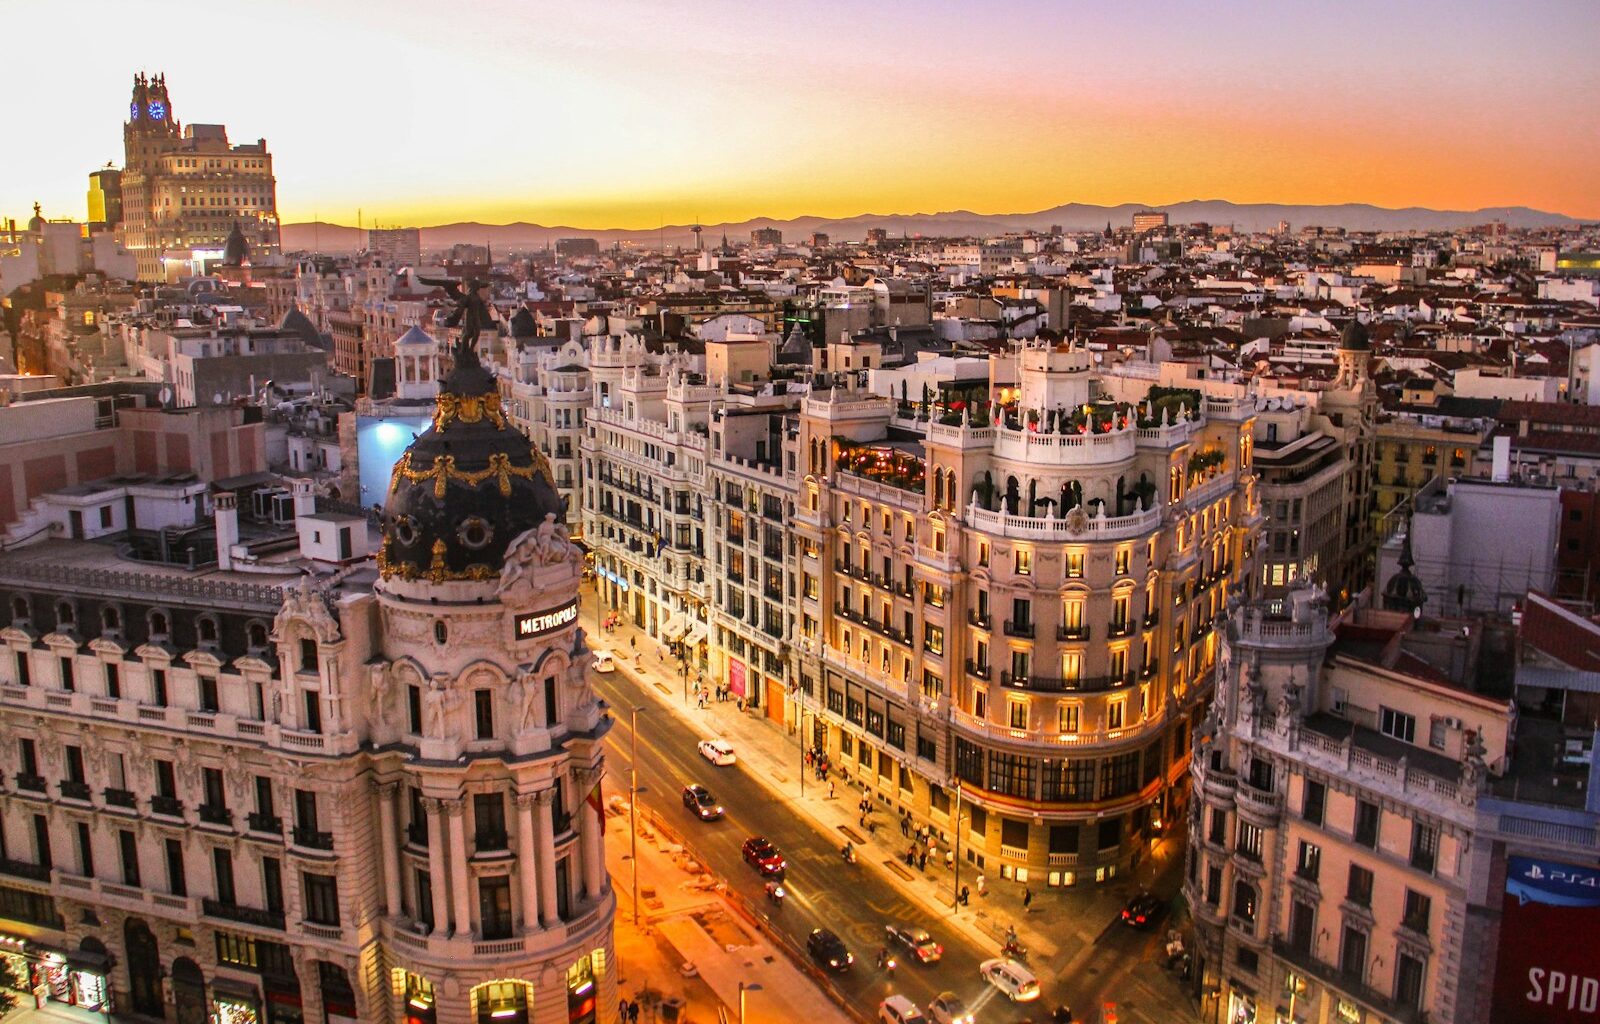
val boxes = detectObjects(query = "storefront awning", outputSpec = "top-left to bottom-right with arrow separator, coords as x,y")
685,623 -> 709,647
211,975 -> 262,1002
660,614 -> 688,641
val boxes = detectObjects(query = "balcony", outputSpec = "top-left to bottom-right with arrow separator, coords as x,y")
1142,612 -> 1160,629
203,898 -> 286,931
0,857 -> 52,882
15,773 -> 45,794
150,795 -> 184,818
104,787 -> 137,809
1003,619 -> 1035,639
1107,620 -> 1133,639
1000,670 -> 1135,694
968,612 -> 991,630
965,659 -> 991,680
199,804 -> 234,827
1270,939 -> 1424,1024
292,827 -> 335,851
59,780 -> 91,802
247,812 -> 283,835
1056,625 -> 1091,642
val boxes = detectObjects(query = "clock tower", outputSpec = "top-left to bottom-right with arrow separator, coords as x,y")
123,72 -> 178,174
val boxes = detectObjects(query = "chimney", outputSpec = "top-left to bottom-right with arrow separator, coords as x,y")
215,491 -> 238,570
1491,435 -> 1511,483
291,478 -> 316,518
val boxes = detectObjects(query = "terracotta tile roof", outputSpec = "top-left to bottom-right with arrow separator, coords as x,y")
1520,591 -> 1600,671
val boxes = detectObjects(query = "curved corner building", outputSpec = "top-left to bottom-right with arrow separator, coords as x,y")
794,342 -> 1262,885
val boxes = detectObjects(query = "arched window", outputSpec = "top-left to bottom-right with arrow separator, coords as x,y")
299,638 -> 317,672
198,616 -> 218,644
434,621 -> 448,645
247,623 -> 268,649
149,611 -> 169,637
57,601 -> 76,626
932,469 -> 945,508
103,606 -> 121,632
10,596 -> 27,620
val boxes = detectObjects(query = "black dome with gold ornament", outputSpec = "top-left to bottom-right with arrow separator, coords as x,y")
378,331 -> 563,583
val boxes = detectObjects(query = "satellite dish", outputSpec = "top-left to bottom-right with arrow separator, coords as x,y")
158,386 -> 173,407
213,392 -> 224,405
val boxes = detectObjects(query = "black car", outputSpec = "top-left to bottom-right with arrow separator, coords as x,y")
681,784 -> 724,821
1120,891 -> 1164,929
807,928 -> 854,972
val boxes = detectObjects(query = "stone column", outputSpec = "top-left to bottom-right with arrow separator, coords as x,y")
515,793 -> 542,934
423,798 -> 450,936
534,789 -> 560,926
446,801 -> 472,936
376,783 -> 402,917
577,769 -> 605,901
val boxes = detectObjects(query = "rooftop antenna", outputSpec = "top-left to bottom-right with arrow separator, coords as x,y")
692,217 -> 704,252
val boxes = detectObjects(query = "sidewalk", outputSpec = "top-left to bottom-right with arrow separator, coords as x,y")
2,1004 -> 114,1024
606,790 -> 852,1024
583,587 -> 1177,978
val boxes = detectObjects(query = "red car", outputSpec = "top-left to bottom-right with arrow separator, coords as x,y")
741,836 -> 786,877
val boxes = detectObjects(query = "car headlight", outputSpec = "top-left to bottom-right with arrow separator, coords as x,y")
715,806 -> 723,813
828,959 -> 838,967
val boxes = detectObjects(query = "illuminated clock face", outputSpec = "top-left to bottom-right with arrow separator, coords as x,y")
130,101 -> 139,119
147,101 -> 166,120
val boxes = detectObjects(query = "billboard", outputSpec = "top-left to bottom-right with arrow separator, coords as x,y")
1491,855 -> 1600,1022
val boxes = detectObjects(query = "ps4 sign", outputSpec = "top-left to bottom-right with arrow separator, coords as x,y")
513,599 -> 580,640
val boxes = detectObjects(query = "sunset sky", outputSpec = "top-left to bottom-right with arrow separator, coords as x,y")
9,0 -> 1599,228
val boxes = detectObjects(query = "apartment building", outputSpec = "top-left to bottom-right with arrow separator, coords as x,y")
794,341 -> 1263,882
0,341 -> 616,1023
500,336 -> 592,534
1187,582 -> 1514,1024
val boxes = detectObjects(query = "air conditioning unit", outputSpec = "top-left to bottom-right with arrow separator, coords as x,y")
1443,716 -> 1463,730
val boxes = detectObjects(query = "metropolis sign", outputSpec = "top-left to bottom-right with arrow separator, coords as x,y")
513,599 -> 580,641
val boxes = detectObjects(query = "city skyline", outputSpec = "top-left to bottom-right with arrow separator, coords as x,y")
9,0 -> 1600,230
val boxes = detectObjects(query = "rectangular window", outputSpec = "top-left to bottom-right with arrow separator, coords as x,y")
1380,706 -> 1416,744
105,662 -> 120,699
954,737 -> 984,785
302,690 -> 322,733
263,857 -> 283,914
119,830 -> 140,887
1107,699 -> 1125,730
1116,547 -> 1131,575
1396,952 -> 1426,1011
75,822 -> 94,877
65,746 -> 85,784
1347,863 -> 1374,907
1236,821 -> 1263,861
415,869 -> 434,928
479,875 -> 514,939
165,838 -> 187,896
214,848 -> 236,905
977,541 -> 989,567
1014,548 -> 1032,575
202,767 -> 226,811
302,872 -> 340,926
60,656 -> 75,691
1098,752 -> 1140,799
1066,551 -> 1084,578
1008,699 -> 1028,730
886,720 -> 905,750
155,760 -> 177,799
1296,840 -> 1321,881
200,675 -> 219,712
923,624 -> 944,655
1209,807 -> 1227,845
474,690 -> 494,739
1403,889 -> 1432,935
1410,822 -> 1438,874
1058,703 -> 1080,734
1353,799 -> 1380,849
1302,779 -> 1325,826
1205,865 -> 1222,907
474,792 -> 508,850
408,686 -> 423,734
151,668 -> 168,706
1339,926 -> 1368,981
294,789 -> 319,832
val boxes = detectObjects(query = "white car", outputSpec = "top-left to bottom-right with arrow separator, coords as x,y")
926,991 -> 973,1024
591,650 -> 616,673
878,995 -> 928,1024
697,739 -> 736,766
979,957 -> 1040,1002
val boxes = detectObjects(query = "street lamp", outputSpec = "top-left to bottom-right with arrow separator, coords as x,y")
628,704 -> 645,927
797,703 -> 812,800
951,781 -> 966,913
738,981 -> 763,1024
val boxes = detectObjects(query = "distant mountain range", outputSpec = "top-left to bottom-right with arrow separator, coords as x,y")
280,200 -> 1588,254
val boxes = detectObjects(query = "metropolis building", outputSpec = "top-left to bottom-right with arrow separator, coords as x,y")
795,341 -> 1263,882
0,336 -> 615,1022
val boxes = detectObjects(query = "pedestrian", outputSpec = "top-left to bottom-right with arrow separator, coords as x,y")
629,636 -> 636,650
976,873 -> 987,897
946,850 -> 955,869
959,885 -> 970,906
628,1001 -> 639,1024
900,816 -> 910,838
919,850 -> 928,871
1023,887 -> 1033,911
828,780 -> 835,799
619,998 -> 628,1023
859,814 -> 867,828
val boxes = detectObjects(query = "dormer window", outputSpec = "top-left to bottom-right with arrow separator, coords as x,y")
57,602 -> 76,627
198,616 -> 219,645
102,607 -> 121,633
247,623 -> 269,650
10,597 -> 27,621
149,611 -> 170,637
299,638 -> 317,673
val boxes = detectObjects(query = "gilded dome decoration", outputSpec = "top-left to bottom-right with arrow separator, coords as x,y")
379,314 -> 565,582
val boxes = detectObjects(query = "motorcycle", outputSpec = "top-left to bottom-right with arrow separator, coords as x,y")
841,844 -> 857,865
764,882 -> 786,905
1002,938 -> 1028,960
875,948 -> 896,973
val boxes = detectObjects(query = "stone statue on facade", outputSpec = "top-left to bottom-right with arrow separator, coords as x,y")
1458,729 -> 1488,803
